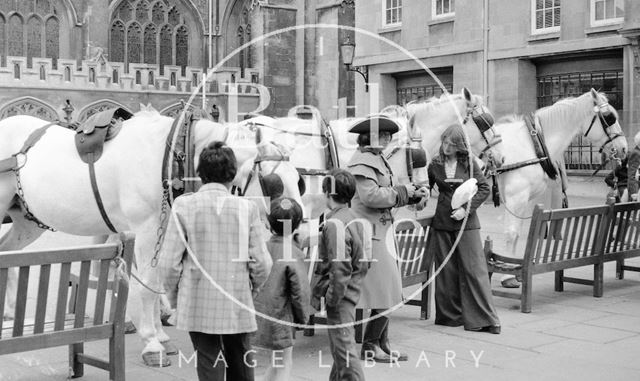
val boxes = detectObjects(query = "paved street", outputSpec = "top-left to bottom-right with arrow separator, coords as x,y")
1,176 -> 639,380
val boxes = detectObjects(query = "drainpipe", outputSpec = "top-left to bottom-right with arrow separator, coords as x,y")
483,0 -> 489,106
208,0 -> 213,69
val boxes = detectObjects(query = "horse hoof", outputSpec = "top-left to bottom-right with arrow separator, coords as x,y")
142,351 -> 171,367
161,341 -> 179,355
124,321 -> 137,334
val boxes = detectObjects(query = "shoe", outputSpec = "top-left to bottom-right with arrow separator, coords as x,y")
501,277 -> 521,288
465,325 -> 501,334
379,339 -> 409,361
380,327 -> 409,361
360,344 -> 393,363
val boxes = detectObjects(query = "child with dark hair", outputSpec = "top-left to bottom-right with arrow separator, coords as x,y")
197,141 -> 238,184
313,168 -> 370,380
160,141 -> 271,381
253,197 -> 309,381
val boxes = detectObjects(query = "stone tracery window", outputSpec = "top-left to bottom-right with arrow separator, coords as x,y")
0,0 -> 59,68
111,0 -> 189,74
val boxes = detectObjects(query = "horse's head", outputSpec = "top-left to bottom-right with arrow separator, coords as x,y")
582,89 -> 627,162
235,138 -> 307,219
408,87 -> 495,159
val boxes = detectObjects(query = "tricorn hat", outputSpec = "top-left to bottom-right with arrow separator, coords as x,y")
348,115 -> 400,135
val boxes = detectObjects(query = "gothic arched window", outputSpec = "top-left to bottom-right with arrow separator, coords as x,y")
176,25 -> 188,75
127,22 -> 142,64
111,1 -> 190,74
0,0 -> 59,68
144,24 -> 156,64
45,17 -> 59,68
110,20 -> 125,63
235,6 -> 252,78
159,24 -> 173,74
27,16 -> 42,67
8,14 -> 23,56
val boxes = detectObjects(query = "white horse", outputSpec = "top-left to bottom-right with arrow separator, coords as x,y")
406,88 -> 495,161
490,89 -> 627,259
0,107 -> 305,366
235,111 -> 430,220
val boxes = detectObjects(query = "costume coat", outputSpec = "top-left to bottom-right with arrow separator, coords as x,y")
347,148 -> 410,309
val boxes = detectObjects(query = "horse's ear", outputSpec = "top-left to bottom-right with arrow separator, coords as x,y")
590,88 -> 599,102
462,87 -> 472,103
139,103 -> 147,112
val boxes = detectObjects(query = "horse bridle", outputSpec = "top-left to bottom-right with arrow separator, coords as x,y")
463,104 -> 502,160
584,102 -> 624,154
239,146 -> 291,197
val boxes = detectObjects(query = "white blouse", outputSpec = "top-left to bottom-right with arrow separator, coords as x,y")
445,160 -> 457,179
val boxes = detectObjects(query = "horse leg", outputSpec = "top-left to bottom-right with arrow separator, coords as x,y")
125,223 -> 171,367
501,191 -> 531,286
1,206 -> 46,319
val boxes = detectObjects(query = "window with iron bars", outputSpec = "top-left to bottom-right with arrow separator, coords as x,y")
537,70 -> 623,170
397,83 -> 453,106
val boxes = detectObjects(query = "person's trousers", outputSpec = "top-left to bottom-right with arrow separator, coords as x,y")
429,229 -> 500,329
189,331 -> 254,381
362,309 -> 388,347
326,300 -> 365,381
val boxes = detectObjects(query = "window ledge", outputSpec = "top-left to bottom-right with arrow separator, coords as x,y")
585,23 -> 622,35
527,31 -> 560,42
378,25 -> 402,34
428,16 -> 454,26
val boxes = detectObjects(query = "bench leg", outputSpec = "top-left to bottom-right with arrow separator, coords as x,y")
594,263 -> 604,298
110,320 -> 125,381
616,259 -> 624,280
554,270 -> 564,292
521,271 -> 532,313
303,315 -> 315,337
69,343 -> 84,378
420,281 -> 431,320
354,308 -> 364,344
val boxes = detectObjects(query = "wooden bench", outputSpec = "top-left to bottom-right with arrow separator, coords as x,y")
0,234 -> 134,380
485,202 -> 640,313
306,217 -> 434,343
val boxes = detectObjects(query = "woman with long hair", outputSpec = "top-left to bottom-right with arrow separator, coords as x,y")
427,124 -> 500,334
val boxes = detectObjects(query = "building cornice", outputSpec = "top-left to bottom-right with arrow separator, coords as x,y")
488,35 -> 629,61
354,41 -> 483,67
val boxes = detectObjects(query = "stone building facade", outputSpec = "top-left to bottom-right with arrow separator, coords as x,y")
353,0 -> 640,170
0,0 -> 355,123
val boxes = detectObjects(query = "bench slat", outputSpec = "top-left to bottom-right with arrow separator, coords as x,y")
55,263 -> 72,331
0,245 -> 120,268
566,217 -> 580,260
74,261 -> 92,329
558,216 -> 573,261
93,259 -> 111,326
12,266 -> 30,337
34,264 -> 51,334
0,268 -> 7,337
0,325 -> 112,356
574,215 -> 588,259
542,220 -> 557,263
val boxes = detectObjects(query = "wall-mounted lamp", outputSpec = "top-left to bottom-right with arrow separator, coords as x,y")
340,36 -> 369,92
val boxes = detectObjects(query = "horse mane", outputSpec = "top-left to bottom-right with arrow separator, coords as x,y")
535,92 -> 611,133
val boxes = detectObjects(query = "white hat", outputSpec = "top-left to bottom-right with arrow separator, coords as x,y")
451,178 -> 478,209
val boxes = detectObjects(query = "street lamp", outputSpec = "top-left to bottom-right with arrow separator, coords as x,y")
62,99 -> 74,125
210,104 -> 220,122
340,36 -> 369,92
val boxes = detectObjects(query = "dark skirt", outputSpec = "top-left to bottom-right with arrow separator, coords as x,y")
428,229 -> 500,329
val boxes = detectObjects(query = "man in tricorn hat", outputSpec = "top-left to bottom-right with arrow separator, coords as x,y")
347,115 -> 429,362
